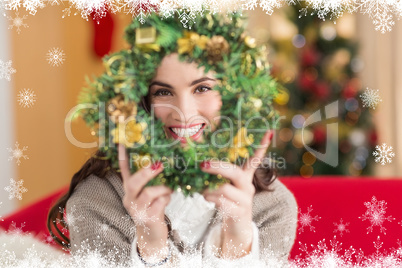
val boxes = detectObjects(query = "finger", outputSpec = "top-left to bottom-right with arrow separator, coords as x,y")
200,160 -> 248,190
118,143 -> 131,182
243,130 -> 273,174
204,184 -> 250,205
137,185 -> 173,206
203,194 -> 239,212
148,194 -> 171,217
124,161 -> 164,198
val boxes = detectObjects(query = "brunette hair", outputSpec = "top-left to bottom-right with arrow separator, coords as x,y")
47,94 -> 277,249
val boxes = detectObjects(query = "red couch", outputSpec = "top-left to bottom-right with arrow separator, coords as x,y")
1,176 -> 402,259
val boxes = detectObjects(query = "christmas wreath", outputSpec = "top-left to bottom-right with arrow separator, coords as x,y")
72,10 -> 279,196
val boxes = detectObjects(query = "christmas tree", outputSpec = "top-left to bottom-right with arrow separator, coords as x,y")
267,4 -> 378,177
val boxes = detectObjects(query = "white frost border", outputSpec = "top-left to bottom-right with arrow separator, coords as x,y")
1,0 -> 402,266
1,0 -> 402,33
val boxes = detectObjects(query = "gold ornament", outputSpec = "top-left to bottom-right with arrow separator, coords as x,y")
135,27 -> 156,44
104,55 -> 126,80
240,47 -> 268,77
249,97 -> 263,110
177,31 -> 209,55
241,53 -> 253,76
107,94 -> 137,123
228,127 -> 254,162
274,88 -> 290,105
244,36 -> 256,48
206,35 -> 230,63
132,153 -> 152,169
135,27 -> 160,52
111,120 -> 147,147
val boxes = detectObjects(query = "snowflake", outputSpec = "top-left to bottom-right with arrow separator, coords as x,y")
212,195 -> 240,231
298,205 -> 321,234
5,0 -> 45,15
7,141 -> 29,166
127,202 -> 159,235
6,221 -> 27,244
373,235 -> 383,251
98,222 -> 111,236
41,233 -> 57,245
333,218 -> 350,237
117,0 -> 158,24
0,1 -> 6,16
7,11 -> 29,34
4,0 -> 22,11
294,236 -> 350,267
242,0 -> 285,16
0,59 -> 16,81
177,9 -> 198,29
56,206 -> 84,233
49,0 -> 63,6
360,88 -> 382,109
17,88 -> 37,108
4,178 -> 28,200
46,47 -> 66,67
373,143 -> 395,166
299,0 -> 353,21
359,196 -> 395,234
374,12 -> 395,33
354,0 -> 397,33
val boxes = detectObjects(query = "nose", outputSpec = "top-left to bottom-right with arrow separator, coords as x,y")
171,93 -> 200,124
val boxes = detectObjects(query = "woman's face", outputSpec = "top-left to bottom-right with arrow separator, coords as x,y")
149,53 -> 222,144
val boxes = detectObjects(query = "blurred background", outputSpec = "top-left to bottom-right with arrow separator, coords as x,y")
1,5 -> 401,217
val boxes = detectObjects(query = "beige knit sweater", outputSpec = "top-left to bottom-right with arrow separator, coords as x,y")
66,170 -> 298,266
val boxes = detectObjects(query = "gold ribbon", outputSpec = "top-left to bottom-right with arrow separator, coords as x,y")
103,55 -> 126,80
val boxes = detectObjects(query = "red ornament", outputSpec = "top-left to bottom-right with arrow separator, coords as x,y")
301,47 -> 320,66
298,68 -> 318,91
369,129 -> 378,146
342,82 -> 358,99
91,10 -> 114,58
313,125 -> 326,145
298,74 -> 315,91
313,81 -> 330,100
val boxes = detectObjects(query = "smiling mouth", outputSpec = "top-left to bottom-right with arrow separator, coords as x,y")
167,123 -> 206,142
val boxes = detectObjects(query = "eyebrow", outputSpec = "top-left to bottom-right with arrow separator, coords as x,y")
149,77 -> 216,89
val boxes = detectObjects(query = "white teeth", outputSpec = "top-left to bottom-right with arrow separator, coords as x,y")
171,124 -> 203,137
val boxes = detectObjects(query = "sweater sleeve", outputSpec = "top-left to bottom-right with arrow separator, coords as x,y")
202,221 -> 260,265
130,235 -> 182,267
66,176 -> 134,265
66,174 -> 183,267
252,179 -> 298,264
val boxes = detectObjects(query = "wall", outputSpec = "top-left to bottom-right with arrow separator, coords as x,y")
0,9 -> 16,216
7,7 -> 132,209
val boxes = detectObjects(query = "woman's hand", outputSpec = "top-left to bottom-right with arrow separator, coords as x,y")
201,130 -> 273,259
118,144 -> 172,261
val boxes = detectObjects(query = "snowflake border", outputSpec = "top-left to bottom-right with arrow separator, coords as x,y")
3,0 -> 402,33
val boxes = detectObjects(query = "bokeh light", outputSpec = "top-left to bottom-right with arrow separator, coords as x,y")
292,34 -> 306,48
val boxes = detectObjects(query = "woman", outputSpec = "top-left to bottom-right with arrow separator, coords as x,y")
48,10 -> 298,267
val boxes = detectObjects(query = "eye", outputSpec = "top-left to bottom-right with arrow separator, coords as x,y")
153,89 -> 172,97
195,85 -> 212,93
